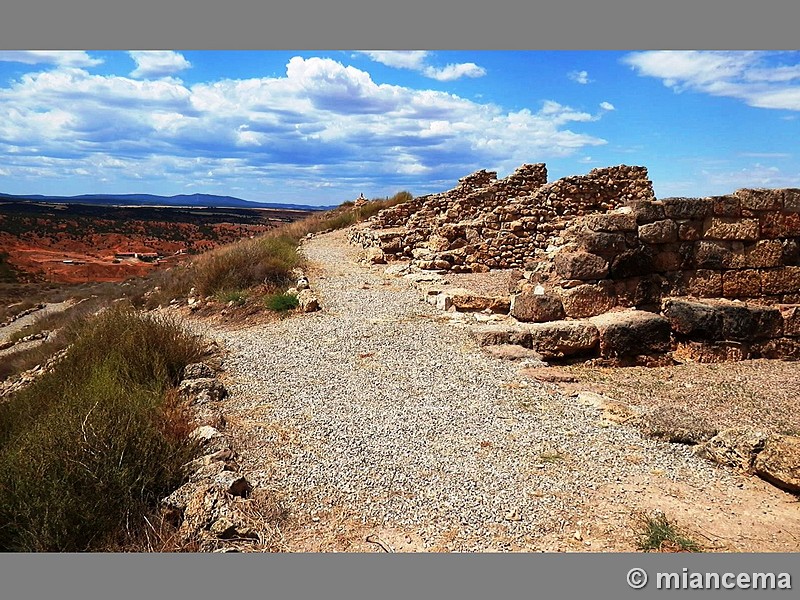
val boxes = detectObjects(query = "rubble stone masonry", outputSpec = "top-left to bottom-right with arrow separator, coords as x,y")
350,164 -> 800,361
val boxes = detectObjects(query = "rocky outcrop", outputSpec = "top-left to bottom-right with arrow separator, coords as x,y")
696,429 -> 800,495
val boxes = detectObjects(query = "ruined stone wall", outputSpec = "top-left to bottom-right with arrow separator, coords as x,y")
350,163 -> 655,272
531,189 -> 800,316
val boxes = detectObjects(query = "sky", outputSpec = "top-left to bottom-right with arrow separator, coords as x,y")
0,50 -> 798,206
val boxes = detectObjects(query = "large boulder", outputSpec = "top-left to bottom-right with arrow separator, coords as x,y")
754,434 -> 800,494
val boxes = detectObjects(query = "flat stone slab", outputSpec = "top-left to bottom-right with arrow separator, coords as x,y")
589,309 -> 671,357
471,320 -> 599,359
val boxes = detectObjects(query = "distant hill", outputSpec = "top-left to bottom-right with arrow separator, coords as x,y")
0,192 -> 335,211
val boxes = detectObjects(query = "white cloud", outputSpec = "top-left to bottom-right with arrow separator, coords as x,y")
358,51 -> 486,81
0,56 -> 609,202
423,63 -> 486,81
599,101 -> 615,111
0,51 -> 102,68
568,70 -> 591,84
129,51 -> 191,78
623,50 -> 800,111
359,51 -> 429,70
701,162 -> 800,190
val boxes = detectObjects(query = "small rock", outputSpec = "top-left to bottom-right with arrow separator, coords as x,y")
184,362 -> 214,380
214,471 -> 252,498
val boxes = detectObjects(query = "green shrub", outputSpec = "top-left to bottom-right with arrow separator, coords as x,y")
0,306 -> 205,551
265,292 -> 299,312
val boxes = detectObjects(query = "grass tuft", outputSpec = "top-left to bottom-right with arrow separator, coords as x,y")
265,292 -> 299,312
633,511 -> 702,552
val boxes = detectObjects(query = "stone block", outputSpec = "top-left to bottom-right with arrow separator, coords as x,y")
662,298 -> 724,339
678,220 -> 704,241
744,239 -> 785,268
696,429 -> 766,471
559,282 -> 617,318
445,288 -> 511,313
510,290 -> 565,323
734,188 -> 783,211
694,240 -> 731,269
722,269 -> 761,298
568,228 -> 628,256
589,309 -> 671,357
632,200 -> 666,225
716,302 -> 783,341
470,324 -> 528,347
754,434 -> 800,494
662,197 -> 713,220
652,250 -> 681,273
553,251 -> 609,281
783,189 -> 800,212
673,341 -> 750,363
638,219 -> 678,244
682,269 -> 723,297
584,212 -> 637,232
759,211 -> 785,238
702,217 -> 760,241
779,305 -> 800,337
526,320 -> 600,359
610,247 -> 655,278
752,338 -> 800,360
710,195 -> 741,217
761,266 -> 800,294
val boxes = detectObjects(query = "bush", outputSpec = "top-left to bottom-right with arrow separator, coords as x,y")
0,306 -> 206,551
191,233 -> 301,297
265,292 -> 299,312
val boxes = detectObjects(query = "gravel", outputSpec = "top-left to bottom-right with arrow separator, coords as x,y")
202,229 -> 736,552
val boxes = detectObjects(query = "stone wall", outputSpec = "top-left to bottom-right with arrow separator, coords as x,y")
350,163 -> 654,272
517,189 -> 800,320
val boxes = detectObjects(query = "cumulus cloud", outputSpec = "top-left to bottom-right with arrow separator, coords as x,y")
423,63 -> 486,81
599,101 -> 615,111
623,50 -> 800,111
0,51 -> 102,68
358,51 -> 486,81
568,70 -> 591,84
359,51 -> 429,70
0,56 -> 608,202
129,51 -> 191,78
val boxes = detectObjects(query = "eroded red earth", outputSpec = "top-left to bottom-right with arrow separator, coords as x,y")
0,202 -> 315,284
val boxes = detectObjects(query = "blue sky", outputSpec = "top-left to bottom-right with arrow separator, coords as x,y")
0,50 -> 798,206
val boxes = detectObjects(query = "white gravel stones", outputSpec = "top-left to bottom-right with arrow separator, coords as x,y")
205,230 -> 734,552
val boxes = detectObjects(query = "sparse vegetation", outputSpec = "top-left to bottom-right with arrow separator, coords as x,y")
215,289 -> 248,305
539,451 -> 565,463
265,292 -> 300,312
634,511 -> 701,553
0,306 -> 206,551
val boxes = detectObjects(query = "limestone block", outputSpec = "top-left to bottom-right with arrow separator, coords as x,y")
702,217 -> 760,241
638,219 -> 678,244
553,251 -> 609,281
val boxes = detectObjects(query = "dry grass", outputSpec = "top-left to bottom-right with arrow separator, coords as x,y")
561,359 -> 800,442
0,306 -> 207,552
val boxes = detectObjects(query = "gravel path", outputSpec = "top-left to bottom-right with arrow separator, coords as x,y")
204,229 -> 792,552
